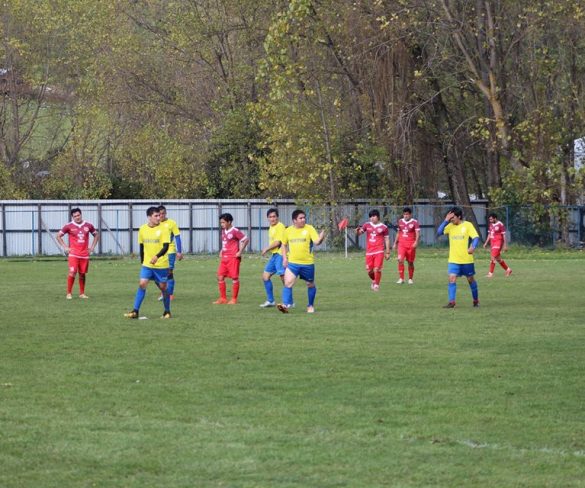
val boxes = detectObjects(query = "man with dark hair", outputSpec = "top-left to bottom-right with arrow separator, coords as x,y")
260,208 -> 286,307
56,208 -> 99,299
483,212 -> 512,278
356,208 -> 391,291
157,205 -> 183,300
214,212 -> 249,304
437,206 -> 480,308
125,206 -> 172,319
393,207 -> 420,284
277,209 -> 325,314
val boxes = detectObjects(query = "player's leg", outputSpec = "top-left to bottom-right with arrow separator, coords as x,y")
278,266 -> 297,312
467,274 -> 479,307
214,259 -> 228,304
261,255 -> 277,306
78,258 -> 90,298
300,265 -> 316,313
373,253 -> 384,290
443,263 -> 459,308
365,254 -> 375,289
407,248 -> 416,284
487,247 -> 498,277
125,269 -> 151,318
495,253 -> 512,276
66,257 -> 78,299
167,253 -> 176,297
228,258 -> 241,304
396,248 -> 405,284
155,268 -> 171,318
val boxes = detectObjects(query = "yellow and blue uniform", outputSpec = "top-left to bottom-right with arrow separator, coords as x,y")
282,224 -> 320,265
139,224 -> 171,270
269,222 -> 286,255
443,221 -> 479,264
160,218 -> 181,256
264,222 -> 286,277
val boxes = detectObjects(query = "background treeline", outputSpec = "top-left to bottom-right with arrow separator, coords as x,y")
1,0 -> 584,208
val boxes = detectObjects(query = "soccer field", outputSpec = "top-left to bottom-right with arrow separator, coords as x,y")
1,250 -> 584,487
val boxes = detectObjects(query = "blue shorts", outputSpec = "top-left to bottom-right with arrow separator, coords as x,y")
140,266 -> 169,283
264,253 -> 285,276
168,253 -> 176,270
448,263 -> 476,277
287,263 -> 315,282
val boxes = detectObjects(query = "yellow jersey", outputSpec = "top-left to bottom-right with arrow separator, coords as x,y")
282,224 -> 320,265
138,223 -> 171,269
268,222 -> 286,255
160,218 -> 181,254
444,221 -> 479,264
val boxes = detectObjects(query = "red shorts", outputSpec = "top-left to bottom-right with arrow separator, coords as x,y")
365,253 -> 385,270
490,245 -> 502,258
68,256 -> 89,274
217,257 -> 241,279
397,244 -> 416,262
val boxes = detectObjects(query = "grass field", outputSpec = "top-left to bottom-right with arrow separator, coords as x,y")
1,249 -> 584,487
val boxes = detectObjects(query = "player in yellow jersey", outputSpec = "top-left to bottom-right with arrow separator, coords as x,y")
124,207 -> 172,319
277,209 -> 325,314
259,208 -> 286,308
157,205 -> 183,301
437,207 -> 480,308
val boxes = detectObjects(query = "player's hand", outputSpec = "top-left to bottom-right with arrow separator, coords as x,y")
236,251 -> 242,258
445,211 -> 455,222
467,246 -> 475,255
384,251 -> 391,261
261,247 -> 268,256
355,227 -> 362,235
176,252 -> 183,260
150,255 -> 158,264
412,242 -> 418,249
63,247 -> 70,254
319,230 -> 326,241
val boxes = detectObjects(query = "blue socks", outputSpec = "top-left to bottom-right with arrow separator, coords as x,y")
167,279 -> 175,295
308,286 -> 317,306
133,287 -> 146,311
282,287 -> 293,306
264,279 -> 274,303
469,280 -> 478,301
448,282 -> 456,302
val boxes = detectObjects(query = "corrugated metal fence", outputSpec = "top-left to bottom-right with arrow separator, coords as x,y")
0,199 -> 582,256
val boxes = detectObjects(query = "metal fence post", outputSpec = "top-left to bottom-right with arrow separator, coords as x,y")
189,202 -> 193,254
247,202 -> 252,251
98,203 -> 103,255
1,203 -> 5,257
128,203 -> 133,255
37,203 -> 43,256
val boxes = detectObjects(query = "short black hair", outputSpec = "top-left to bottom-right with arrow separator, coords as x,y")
146,206 -> 159,216
449,206 -> 463,218
368,209 -> 380,218
158,205 -> 167,212
488,212 -> 498,219
292,209 -> 306,221
403,207 -> 412,214
267,208 -> 279,217
219,212 -> 233,223
70,207 -> 82,217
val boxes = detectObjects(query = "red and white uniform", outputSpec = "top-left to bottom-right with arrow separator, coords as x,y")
59,220 -> 97,273
396,218 -> 420,262
488,221 -> 506,257
218,226 -> 247,278
360,222 -> 389,269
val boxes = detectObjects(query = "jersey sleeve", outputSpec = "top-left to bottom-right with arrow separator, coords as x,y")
138,227 -> 144,244
443,223 -> 452,235
309,225 -> 320,242
88,223 -> 97,234
382,225 -> 389,237
161,226 -> 171,244
235,228 -> 247,241
58,224 -> 69,236
468,224 -> 479,239
171,220 -> 180,236
414,220 -> 420,232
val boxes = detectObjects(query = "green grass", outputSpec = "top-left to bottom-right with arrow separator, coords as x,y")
1,250 -> 584,487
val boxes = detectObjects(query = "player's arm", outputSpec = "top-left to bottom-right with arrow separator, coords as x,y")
392,228 -> 399,249
89,231 -> 100,254
483,233 -> 490,248
236,235 -> 249,258
281,242 -> 288,267
174,234 -> 183,260
139,243 -> 145,264
355,224 -> 364,236
315,230 -> 326,246
150,242 -> 170,265
437,212 -> 453,236
56,232 -> 69,253
413,228 -> 420,249
262,239 -> 281,256
468,228 -> 480,254
384,236 -> 392,260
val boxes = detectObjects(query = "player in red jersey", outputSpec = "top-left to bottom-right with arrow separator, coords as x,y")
213,213 -> 249,304
393,207 -> 420,284
56,208 -> 100,299
355,209 -> 391,291
483,212 -> 512,277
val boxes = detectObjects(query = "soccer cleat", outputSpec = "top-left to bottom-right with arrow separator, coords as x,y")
124,310 -> 139,319
396,279 -> 404,284
213,298 -> 228,304
260,301 -> 276,308
277,303 -> 290,314
473,300 -> 480,308
408,279 -> 414,285
79,294 -> 89,299
370,281 -> 375,290
505,268 -> 513,277
485,272 -> 493,278
161,311 -> 172,319
307,306 -> 315,314
227,298 -> 238,305
442,302 -> 456,309
372,284 -> 380,292
66,294 -> 72,300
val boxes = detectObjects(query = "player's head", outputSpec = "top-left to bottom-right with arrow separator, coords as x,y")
291,209 -> 306,228
267,208 -> 279,224
70,208 -> 82,224
158,205 -> 167,221
368,209 -> 380,223
402,207 -> 412,219
488,212 -> 498,223
146,206 -> 161,226
448,206 -> 463,224
219,212 -> 233,229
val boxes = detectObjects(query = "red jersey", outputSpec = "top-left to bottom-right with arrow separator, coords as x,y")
59,221 -> 97,258
397,218 -> 420,245
360,222 -> 389,255
488,221 -> 506,246
221,226 -> 247,258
